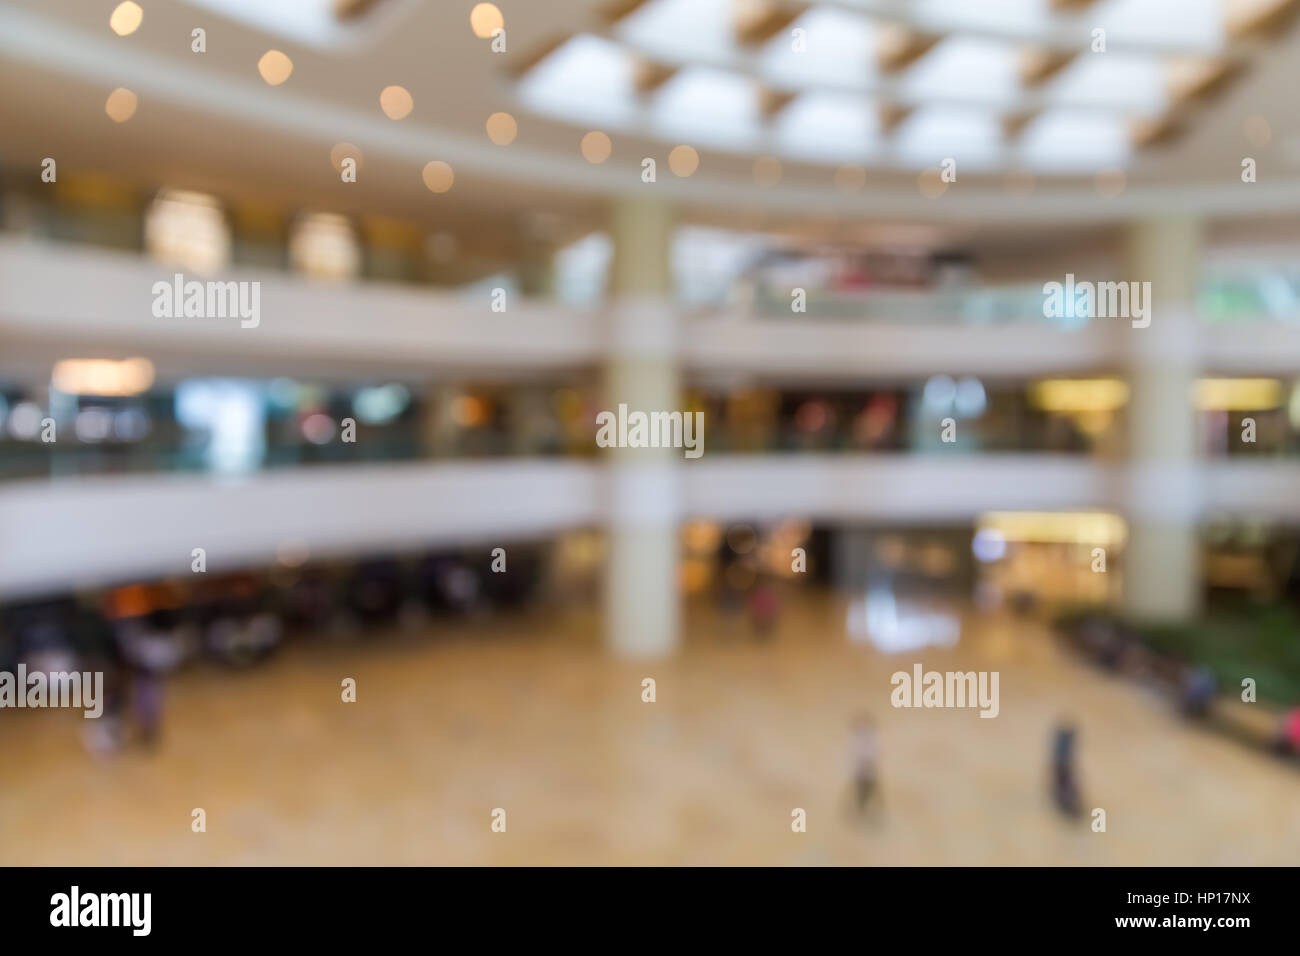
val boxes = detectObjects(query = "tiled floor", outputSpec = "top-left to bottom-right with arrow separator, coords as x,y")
1,593 -> 1296,865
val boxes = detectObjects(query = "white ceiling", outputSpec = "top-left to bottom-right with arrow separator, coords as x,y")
1,0 -> 1299,252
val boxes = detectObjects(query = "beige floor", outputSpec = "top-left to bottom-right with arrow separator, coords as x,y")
1,592 -> 1296,865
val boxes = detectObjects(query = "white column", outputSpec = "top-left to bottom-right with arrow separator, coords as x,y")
604,197 -> 680,656
1122,217 -> 1203,621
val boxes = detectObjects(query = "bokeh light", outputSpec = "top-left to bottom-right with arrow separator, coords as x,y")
109,1 -> 143,36
422,161 -> 454,193
257,50 -> 293,86
470,3 -> 504,39
581,131 -> 612,164
485,112 -> 518,146
380,85 -> 414,120
105,87 -> 138,123
668,145 -> 699,177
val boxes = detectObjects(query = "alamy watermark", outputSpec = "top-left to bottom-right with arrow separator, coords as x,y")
50,886 -> 151,936
152,273 -> 260,328
1042,273 -> 1150,328
0,664 -> 103,718
891,663 -> 999,718
595,403 -> 704,459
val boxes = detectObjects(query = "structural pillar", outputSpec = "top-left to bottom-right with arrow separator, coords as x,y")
604,197 -> 680,656
1122,217 -> 1203,621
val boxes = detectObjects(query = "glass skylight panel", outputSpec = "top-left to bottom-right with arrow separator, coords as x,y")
1018,110 -> 1132,171
758,6 -> 877,92
1097,0 -> 1225,51
181,0 -> 344,47
900,37 -> 1022,110
516,35 -> 638,128
511,0 -> 1234,175
616,0 -> 736,64
651,68 -> 761,152
892,107 -> 1003,171
1046,52 -> 1167,114
774,92 -> 880,164
902,0 -> 1055,42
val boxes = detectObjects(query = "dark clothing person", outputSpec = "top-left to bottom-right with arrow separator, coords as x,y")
1180,666 -> 1217,719
1051,724 -> 1082,818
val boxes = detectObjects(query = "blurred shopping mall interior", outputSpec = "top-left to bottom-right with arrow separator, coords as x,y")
2,0 -> 1300,865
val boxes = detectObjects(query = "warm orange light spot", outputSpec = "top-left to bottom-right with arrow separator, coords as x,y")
380,85 -> 414,119
470,3 -> 504,39
581,131 -> 612,163
668,145 -> 699,177
330,142 -> 363,172
105,88 -> 138,122
485,112 -> 518,146
110,2 -> 143,36
258,50 -> 293,85
422,161 -> 454,193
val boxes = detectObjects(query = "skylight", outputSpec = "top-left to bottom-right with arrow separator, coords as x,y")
179,0 -> 400,49
893,107 -> 1004,171
1047,52 -> 1168,114
616,0 -> 736,62
651,68 -> 762,153
510,0 -> 1273,176
1019,111 -> 1132,171
1098,0 -> 1225,50
774,92 -> 881,164
516,35 -> 638,128
893,0 -> 1056,41
182,0 -> 341,46
757,7 -> 877,91
901,37 -> 1022,110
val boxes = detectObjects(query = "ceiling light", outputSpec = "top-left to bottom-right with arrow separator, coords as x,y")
380,85 -> 414,119
486,111 -> 518,145
581,131 -> 613,163
330,142 -> 363,172
257,50 -> 293,85
668,145 -> 699,177
1029,378 -> 1130,413
422,161 -> 454,193
105,88 -> 138,123
470,3 -> 503,39
53,358 -> 155,397
1195,378 -> 1284,411
110,2 -> 144,36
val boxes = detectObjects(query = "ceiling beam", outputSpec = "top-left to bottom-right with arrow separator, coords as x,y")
1225,0 -> 1300,39
876,23 -> 941,73
1165,56 -> 1240,104
1130,115 -> 1185,149
331,0 -> 387,19
1001,111 -> 1038,140
759,88 -> 798,119
505,35 -> 570,79
634,58 -> 678,95
1019,47 -> 1076,85
732,1 -> 807,46
879,104 -> 913,133
597,0 -> 654,24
